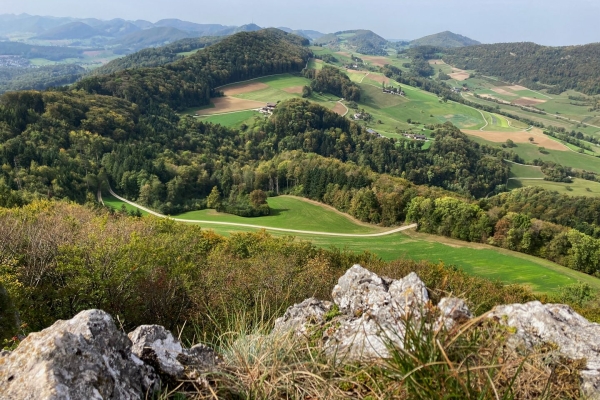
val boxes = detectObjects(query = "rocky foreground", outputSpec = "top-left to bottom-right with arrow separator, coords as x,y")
1,265 -> 600,399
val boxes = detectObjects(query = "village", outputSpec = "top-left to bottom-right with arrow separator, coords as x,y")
0,55 -> 30,68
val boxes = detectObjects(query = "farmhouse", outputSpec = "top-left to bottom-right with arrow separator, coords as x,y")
260,102 -> 278,114
403,133 -> 428,141
353,113 -> 364,120
366,128 -> 382,138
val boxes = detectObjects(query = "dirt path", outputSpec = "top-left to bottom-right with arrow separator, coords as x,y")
105,187 -> 417,237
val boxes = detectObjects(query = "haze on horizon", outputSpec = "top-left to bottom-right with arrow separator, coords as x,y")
2,0 -> 599,46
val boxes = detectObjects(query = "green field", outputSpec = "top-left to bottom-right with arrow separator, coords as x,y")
509,162 -> 545,178
102,192 -> 600,294
508,178 -> 600,197
175,196 -> 380,234
197,110 -> 261,127
468,135 -> 600,174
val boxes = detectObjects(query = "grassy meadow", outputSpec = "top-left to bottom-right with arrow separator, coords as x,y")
102,192 -> 600,294
508,178 -> 600,197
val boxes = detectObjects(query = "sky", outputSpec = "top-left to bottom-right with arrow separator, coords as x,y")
2,0 -> 599,46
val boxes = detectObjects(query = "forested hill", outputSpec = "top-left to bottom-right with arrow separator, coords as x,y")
410,31 -> 480,48
75,29 -> 311,111
92,37 -> 221,75
444,42 -> 600,95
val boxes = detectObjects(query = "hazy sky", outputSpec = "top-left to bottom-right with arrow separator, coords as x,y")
2,0 -> 599,45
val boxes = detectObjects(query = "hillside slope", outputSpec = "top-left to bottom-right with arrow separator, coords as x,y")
444,42 -> 600,94
34,21 -> 101,40
411,31 -> 480,48
314,30 -> 388,56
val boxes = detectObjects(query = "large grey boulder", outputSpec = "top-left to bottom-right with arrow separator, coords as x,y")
0,309 -> 158,400
274,265 -> 465,361
490,301 -> 600,399
128,325 -> 221,385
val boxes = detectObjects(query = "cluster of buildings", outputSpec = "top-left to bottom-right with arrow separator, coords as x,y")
452,87 -> 470,93
382,87 -> 405,96
403,133 -> 428,141
0,55 -> 30,68
259,103 -> 277,115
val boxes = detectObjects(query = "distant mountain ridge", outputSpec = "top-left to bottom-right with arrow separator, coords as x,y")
313,29 -> 389,56
410,31 -> 481,48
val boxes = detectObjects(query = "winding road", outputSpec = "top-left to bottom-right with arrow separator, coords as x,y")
105,187 -> 417,238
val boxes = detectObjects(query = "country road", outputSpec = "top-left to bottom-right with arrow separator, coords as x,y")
105,187 -> 417,238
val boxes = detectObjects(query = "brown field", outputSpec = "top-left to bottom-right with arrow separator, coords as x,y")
336,51 -> 352,58
221,82 -> 269,96
367,74 -> 391,85
332,103 -> 348,116
449,71 -> 470,81
196,97 -> 265,115
491,87 -> 517,96
361,55 -> 389,67
507,85 -> 528,91
512,97 -> 547,106
83,50 -> 102,57
462,128 -> 569,151
283,86 -> 304,94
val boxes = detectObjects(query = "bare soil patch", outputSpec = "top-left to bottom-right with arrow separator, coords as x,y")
197,97 -> 265,115
512,97 -> 547,106
361,55 -> 389,67
367,74 -> 391,85
449,72 -> 470,81
283,86 -> 304,94
507,85 -> 528,91
221,82 -> 269,96
428,59 -> 444,65
462,128 -> 569,151
491,87 -> 517,96
332,103 -> 347,116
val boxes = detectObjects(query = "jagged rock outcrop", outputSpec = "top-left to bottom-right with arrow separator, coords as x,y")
0,310 -> 218,400
490,301 -> 600,399
274,264 -> 600,398
0,309 -> 159,400
273,264 -> 465,360
128,325 -> 221,386
2,265 -> 600,398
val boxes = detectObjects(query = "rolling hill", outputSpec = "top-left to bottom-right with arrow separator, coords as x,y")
111,27 -> 200,54
314,29 -> 388,56
410,31 -> 480,48
34,22 -> 102,40
444,42 -> 600,95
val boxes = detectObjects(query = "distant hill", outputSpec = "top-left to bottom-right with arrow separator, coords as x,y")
0,41 -> 82,61
314,29 -> 388,56
444,42 -> 600,95
277,28 -> 325,41
411,31 -> 480,48
93,36 -> 220,75
35,22 -> 101,40
154,19 -> 230,35
111,27 -> 199,54
216,24 -> 262,36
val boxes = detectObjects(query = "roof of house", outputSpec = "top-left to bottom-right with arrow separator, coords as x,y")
366,128 -> 378,134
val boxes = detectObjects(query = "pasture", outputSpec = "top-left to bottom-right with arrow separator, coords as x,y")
508,162 -> 545,179
462,128 -> 569,151
508,178 -> 600,198
102,192 -> 600,294
198,110 -> 261,127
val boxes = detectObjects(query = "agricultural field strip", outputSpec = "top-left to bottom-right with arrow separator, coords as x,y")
106,187 -> 417,237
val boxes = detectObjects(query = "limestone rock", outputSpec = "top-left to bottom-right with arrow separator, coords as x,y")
0,309 -> 158,400
128,325 -> 220,385
276,265 -> 437,361
273,297 -> 334,337
490,301 -> 600,399
437,297 -> 473,330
